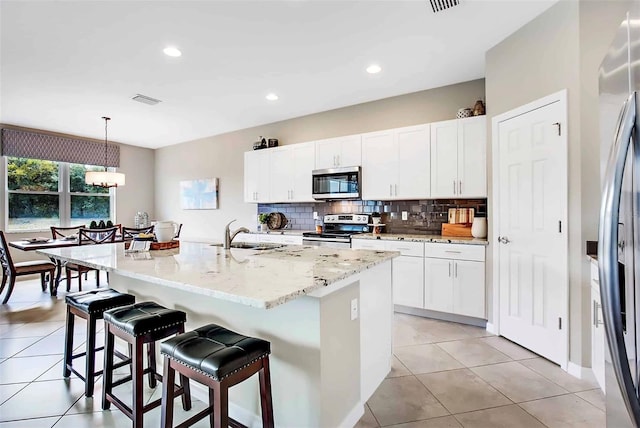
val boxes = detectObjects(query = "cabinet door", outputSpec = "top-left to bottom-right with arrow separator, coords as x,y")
361,131 -> 396,200
430,119 -> 458,198
424,257 -> 453,313
269,147 -> 293,202
458,116 -> 487,197
244,150 -> 270,203
338,135 -> 362,167
291,142 -> 315,202
396,124 -> 430,199
393,255 -> 424,308
315,137 -> 340,169
452,260 -> 485,318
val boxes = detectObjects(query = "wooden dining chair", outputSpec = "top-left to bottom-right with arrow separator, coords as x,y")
0,231 -> 56,304
50,225 -> 85,239
121,226 -> 154,240
65,226 -> 118,292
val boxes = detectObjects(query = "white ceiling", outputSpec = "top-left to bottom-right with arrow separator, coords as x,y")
0,0 -> 558,149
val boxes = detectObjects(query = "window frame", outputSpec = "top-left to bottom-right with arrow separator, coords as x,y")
3,156 -> 116,233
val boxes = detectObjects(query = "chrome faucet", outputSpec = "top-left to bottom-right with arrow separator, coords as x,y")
224,219 -> 250,249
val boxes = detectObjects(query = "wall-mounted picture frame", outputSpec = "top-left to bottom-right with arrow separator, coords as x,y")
180,178 -> 219,209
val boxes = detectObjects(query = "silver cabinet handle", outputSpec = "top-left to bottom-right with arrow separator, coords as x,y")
455,262 -> 457,278
390,184 -> 393,196
336,155 -> 340,166
598,91 -> 640,425
395,184 -> 398,196
453,180 -> 456,194
593,300 -> 603,327
448,262 -> 451,277
498,236 -> 510,244
459,181 -> 462,194
445,250 -> 461,254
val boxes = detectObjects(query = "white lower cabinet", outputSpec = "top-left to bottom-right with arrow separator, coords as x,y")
351,239 -> 486,318
235,233 -> 303,245
424,243 -> 486,319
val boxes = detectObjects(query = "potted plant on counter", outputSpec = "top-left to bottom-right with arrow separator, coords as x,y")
258,213 -> 269,232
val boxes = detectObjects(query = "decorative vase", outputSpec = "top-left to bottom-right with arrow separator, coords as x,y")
473,100 -> 485,116
457,108 -> 472,118
471,217 -> 487,239
259,223 -> 267,232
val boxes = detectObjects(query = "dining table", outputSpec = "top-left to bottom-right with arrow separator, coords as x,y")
9,236 -> 123,296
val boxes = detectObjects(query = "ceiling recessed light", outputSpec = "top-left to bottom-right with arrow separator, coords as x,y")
265,93 -> 279,101
163,47 -> 182,57
366,64 -> 382,74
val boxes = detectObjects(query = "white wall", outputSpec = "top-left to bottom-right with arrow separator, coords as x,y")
485,0 -> 630,367
154,79 -> 486,242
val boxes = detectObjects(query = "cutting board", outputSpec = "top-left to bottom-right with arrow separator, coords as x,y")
441,223 -> 473,237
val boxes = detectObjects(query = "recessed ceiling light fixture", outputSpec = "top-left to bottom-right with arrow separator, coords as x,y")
265,93 -> 279,101
366,64 -> 382,74
163,46 -> 182,57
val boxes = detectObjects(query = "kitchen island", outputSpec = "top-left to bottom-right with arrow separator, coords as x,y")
38,242 -> 398,428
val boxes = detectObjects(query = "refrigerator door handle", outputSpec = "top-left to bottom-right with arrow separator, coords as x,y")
599,90 -> 640,426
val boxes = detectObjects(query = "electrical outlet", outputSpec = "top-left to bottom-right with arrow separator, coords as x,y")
350,298 -> 359,321
313,211 -> 318,220
402,211 -> 408,221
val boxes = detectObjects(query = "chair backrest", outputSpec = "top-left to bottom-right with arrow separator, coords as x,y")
0,231 -> 16,274
51,225 -> 85,239
122,226 -> 154,240
78,226 -> 118,245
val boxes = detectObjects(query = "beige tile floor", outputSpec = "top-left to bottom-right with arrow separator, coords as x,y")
0,278 -> 605,427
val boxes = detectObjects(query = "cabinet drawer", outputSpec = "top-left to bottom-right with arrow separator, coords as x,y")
424,243 -> 485,261
384,241 -> 424,257
351,239 -> 387,251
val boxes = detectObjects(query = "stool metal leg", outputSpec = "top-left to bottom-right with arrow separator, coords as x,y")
102,326 -> 115,411
84,314 -> 97,397
63,307 -> 74,378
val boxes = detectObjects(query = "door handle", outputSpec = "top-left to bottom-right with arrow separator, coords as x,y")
598,90 -> 640,425
498,236 -> 510,244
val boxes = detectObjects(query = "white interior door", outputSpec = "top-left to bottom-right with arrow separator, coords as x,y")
497,98 -> 567,365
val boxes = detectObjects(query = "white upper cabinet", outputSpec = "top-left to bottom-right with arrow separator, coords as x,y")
431,116 -> 486,198
362,124 -> 430,200
244,150 -> 271,203
315,135 -> 362,169
268,142 -> 315,203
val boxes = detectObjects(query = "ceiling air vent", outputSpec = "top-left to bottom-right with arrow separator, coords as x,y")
131,94 -> 162,106
429,0 -> 459,13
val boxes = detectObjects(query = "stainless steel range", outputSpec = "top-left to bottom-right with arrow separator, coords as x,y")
302,214 -> 370,248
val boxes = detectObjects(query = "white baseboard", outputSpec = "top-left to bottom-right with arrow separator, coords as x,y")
485,322 -> 497,335
567,361 -> 596,383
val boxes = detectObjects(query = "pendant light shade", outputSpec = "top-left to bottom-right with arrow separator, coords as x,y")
85,116 -> 125,188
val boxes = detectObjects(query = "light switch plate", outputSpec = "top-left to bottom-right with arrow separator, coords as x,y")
402,211 -> 408,221
350,298 -> 358,320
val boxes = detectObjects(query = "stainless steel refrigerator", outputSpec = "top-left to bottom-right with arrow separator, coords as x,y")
599,3 -> 640,427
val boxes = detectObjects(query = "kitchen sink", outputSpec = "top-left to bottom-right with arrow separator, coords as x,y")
210,242 -> 283,250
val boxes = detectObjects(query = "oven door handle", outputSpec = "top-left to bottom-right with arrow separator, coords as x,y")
599,90 -> 640,426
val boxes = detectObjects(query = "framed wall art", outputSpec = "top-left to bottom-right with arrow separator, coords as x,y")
180,178 -> 219,209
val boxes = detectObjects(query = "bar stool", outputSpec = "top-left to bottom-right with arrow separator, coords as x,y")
63,289 -> 136,397
160,323 -> 274,428
102,301 -> 191,428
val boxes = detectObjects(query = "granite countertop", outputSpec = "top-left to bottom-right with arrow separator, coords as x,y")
37,241 -> 398,310
352,233 -> 489,246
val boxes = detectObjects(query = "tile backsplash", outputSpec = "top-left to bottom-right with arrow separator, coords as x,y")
258,199 -> 487,234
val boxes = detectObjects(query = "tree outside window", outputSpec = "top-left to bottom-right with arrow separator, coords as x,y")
6,157 -> 113,231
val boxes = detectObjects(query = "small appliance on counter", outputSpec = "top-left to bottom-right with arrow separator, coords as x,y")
302,214 -> 369,248
442,208 -> 475,237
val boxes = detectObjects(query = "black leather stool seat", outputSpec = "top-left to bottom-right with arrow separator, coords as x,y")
104,302 -> 186,337
66,289 -> 135,315
161,323 -> 271,381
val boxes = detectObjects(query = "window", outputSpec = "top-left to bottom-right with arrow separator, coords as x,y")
5,157 -> 114,232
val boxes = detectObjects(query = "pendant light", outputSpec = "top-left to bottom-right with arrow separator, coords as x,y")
85,116 -> 125,188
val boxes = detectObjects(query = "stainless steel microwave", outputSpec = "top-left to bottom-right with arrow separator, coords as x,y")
312,166 -> 361,200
